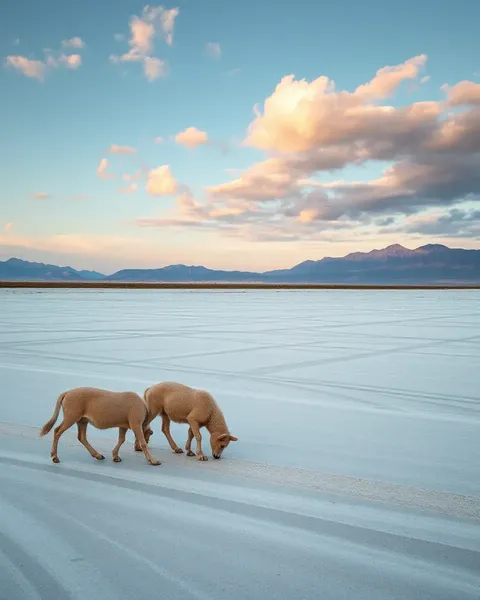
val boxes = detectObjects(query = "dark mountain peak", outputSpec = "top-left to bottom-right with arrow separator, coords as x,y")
416,244 -> 450,252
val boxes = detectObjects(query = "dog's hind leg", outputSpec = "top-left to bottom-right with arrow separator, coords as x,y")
185,426 -> 195,457
161,415 -> 183,454
112,427 -> 127,462
50,416 -> 77,463
131,423 -> 161,466
77,418 -> 105,460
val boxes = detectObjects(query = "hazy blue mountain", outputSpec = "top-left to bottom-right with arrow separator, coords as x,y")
1,245 -> 479,284
0,258 -> 105,281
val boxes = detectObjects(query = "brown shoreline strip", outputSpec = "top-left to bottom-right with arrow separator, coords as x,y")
1,281 -> 479,290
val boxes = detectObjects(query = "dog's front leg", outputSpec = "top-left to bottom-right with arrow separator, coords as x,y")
186,418 -> 207,461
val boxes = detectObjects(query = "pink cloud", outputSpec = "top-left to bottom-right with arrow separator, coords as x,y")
146,165 -> 178,196
110,6 -> 178,80
175,126 -> 209,148
5,55 -> 46,80
97,158 -> 114,180
143,56 -> 167,81
447,80 -> 480,106
245,54 -> 429,154
3,222 -> 13,234
32,192 -> 50,199
154,136 -> 163,143
109,144 -> 136,155
59,54 -> 82,69
134,55 -> 480,243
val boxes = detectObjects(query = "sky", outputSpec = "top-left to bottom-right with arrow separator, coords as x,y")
1,0 -> 480,274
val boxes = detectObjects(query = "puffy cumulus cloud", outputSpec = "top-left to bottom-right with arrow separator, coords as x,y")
32,192 -> 50,199
205,42 -> 221,59
97,158 -> 114,180
109,144 -> 136,155
3,222 -> 13,234
446,80 -> 480,106
62,37 -> 85,49
135,56 -> 480,244
111,5 -> 178,80
245,54 -> 429,154
174,126 -> 209,148
146,165 -> 178,195
4,56 -> 46,80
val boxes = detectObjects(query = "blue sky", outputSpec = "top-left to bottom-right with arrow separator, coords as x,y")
1,0 -> 479,273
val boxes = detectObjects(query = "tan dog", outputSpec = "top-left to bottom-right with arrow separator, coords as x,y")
40,386 -> 160,466
139,381 -> 238,461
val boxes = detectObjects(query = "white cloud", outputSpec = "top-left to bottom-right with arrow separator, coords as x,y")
4,222 -> 13,234
206,42 -> 221,59
146,165 -> 178,196
62,37 -> 85,49
174,126 -> 209,148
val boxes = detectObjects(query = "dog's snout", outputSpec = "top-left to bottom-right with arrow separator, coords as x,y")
213,454 -> 220,459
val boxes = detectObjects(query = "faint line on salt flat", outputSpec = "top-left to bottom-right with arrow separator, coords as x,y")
244,333 -> 480,376
2,358 -> 478,420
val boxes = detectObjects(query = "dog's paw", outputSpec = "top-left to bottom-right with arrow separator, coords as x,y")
186,450 -> 195,457
149,459 -> 161,466
197,454 -> 208,462
113,456 -> 122,463
174,448 -> 184,454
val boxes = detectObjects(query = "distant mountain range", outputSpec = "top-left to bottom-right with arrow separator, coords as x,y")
1,244 -> 480,284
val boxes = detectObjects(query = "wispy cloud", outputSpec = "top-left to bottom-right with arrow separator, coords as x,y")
154,136 -> 163,144
119,183 -> 138,194
205,42 -> 221,59
109,144 -> 136,155
62,37 -> 85,49
96,158 -> 114,180
32,192 -> 50,199
3,222 -> 13,234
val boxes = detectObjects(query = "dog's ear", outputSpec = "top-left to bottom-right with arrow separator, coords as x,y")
218,433 -> 229,441
229,435 -> 238,442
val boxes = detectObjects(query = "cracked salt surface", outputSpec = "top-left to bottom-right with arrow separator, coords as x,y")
0,288 -> 479,599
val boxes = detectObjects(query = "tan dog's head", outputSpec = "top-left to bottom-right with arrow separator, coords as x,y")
210,432 -> 238,459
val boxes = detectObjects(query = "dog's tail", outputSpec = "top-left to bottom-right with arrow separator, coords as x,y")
40,391 -> 67,437
143,386 -> 152,404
